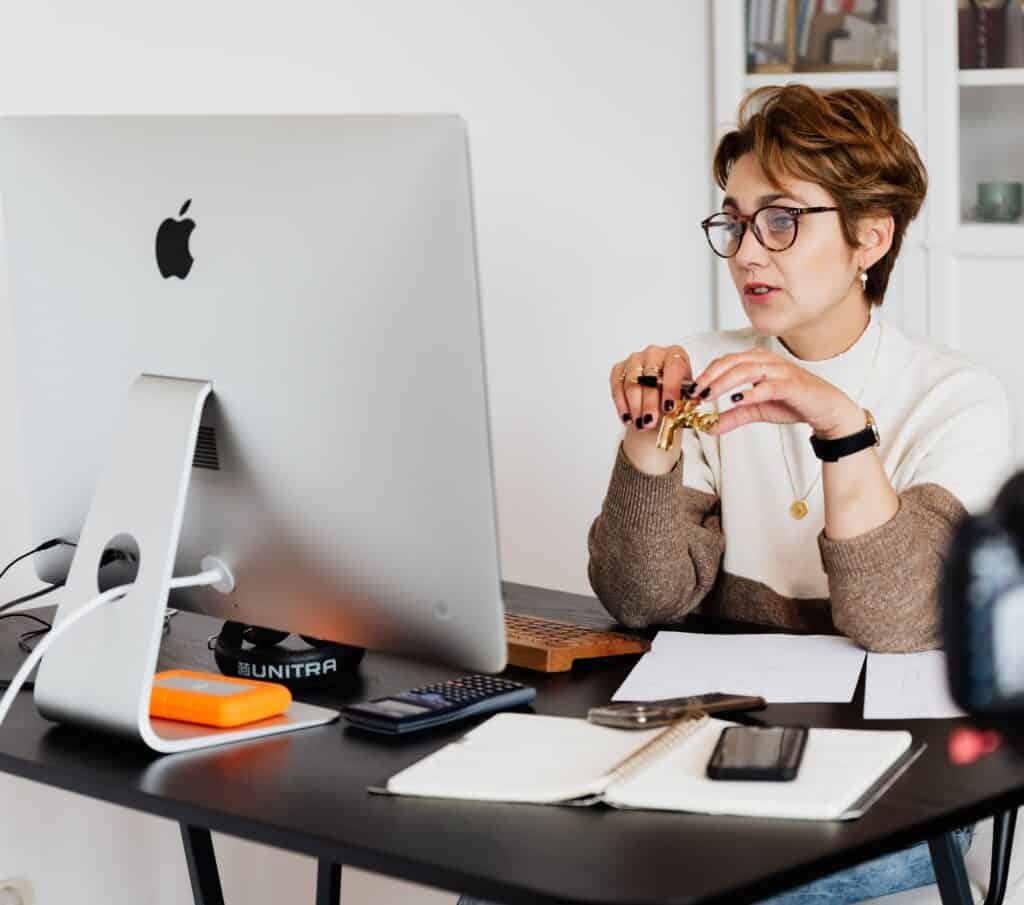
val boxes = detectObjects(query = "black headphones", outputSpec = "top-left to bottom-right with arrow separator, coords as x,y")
211,621 -> 365,690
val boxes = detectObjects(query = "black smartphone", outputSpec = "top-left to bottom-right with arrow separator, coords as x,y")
706,725 -> 808,781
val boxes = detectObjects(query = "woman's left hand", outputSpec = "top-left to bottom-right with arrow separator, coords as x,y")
688,348 -> 866,440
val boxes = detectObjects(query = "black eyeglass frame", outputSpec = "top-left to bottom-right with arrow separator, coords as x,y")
700,205 -> 840,258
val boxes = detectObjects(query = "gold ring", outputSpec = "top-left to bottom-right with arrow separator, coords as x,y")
642,365 -> 662,375
616,371 -> 626,383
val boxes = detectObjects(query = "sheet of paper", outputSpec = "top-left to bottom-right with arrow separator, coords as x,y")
864,651 -> 968,720
611,632 -> 866,704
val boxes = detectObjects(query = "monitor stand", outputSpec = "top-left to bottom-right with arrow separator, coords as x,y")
33,375 -> 340,753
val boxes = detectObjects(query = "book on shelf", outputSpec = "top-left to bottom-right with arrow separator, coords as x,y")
748,0 -> 899,74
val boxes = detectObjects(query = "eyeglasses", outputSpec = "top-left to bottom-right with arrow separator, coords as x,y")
700,205 -> 839,258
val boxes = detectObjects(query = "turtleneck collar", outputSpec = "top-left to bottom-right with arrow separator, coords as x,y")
767,308 -> 882,396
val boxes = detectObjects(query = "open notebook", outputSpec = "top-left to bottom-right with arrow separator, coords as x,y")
373,713 -> 924,821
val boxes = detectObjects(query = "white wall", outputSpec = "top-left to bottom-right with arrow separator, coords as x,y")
0,2 -> 714,903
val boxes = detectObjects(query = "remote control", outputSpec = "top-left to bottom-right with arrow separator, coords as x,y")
341,674 -> 536,734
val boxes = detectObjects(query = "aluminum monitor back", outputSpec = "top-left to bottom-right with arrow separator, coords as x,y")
0,114 -> 507,673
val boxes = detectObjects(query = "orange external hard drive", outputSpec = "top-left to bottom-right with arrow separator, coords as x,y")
150,670 -> 292,728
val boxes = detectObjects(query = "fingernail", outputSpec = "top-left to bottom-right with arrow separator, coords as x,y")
683,382 -> 697,398
731,392 -> 744,403
700,387 -> 711,399
643,413 -> 653,425
637,375 -> 659,388
622,413 -> 632,423
634,418 -> 643,430
663,400 -> 675,412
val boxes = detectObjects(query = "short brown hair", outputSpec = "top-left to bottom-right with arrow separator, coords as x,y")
712,85 -> 927,306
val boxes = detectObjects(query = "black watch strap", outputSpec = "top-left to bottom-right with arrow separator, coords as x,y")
809,409 -> 879,462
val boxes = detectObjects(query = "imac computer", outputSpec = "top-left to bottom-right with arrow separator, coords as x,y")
0,114 -> 507,752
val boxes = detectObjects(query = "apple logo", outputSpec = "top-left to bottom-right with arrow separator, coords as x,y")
155,199 -> 196,279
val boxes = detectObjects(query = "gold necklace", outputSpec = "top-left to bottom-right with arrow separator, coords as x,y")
779,317 -> 884,520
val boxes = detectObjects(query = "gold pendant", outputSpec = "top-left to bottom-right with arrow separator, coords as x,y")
790,500 -> 809,520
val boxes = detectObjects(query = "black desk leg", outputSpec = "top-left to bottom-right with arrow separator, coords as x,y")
316,861 -> 342,905
929,809 -> 1020,905
928,830 -> 973,905
181,824 -> 226,905
984,808 -> 1017,905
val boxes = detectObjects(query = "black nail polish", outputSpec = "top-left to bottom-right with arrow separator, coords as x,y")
637,375 -> 659,388
731,392 -> 744,403
682,382 -> 697,398
622,412 -> 632,423
700,386 -> 711,399
643,413 -> 653,425
635,418 -> 643,429
664,399 -> 674,413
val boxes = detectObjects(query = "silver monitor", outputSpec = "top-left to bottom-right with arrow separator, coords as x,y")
0,115 -> 507,751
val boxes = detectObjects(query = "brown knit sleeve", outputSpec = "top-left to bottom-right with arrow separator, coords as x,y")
817,483 -> 968,652
587,442 -> 726,628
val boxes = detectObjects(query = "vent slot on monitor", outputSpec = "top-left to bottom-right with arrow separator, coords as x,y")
192,425 -> 220,470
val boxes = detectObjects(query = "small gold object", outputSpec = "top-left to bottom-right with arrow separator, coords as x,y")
789,500 -> 809,520
655,397 -> 719,450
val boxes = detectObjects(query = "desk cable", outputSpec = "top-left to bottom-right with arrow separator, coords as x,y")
0,539 -> 76,685
0,564 -> 229,729
0,540 -> 149,684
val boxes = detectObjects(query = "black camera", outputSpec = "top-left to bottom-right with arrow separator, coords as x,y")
943,471 -> 1024,716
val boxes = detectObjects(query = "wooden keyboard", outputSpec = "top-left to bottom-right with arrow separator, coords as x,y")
504,613 -> 650,673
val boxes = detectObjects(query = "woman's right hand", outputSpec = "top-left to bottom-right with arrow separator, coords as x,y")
610,344 -> 695,433
610,344 -> 697,475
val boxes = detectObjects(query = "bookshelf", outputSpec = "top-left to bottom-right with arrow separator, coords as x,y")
958,65 -> 1024,86
925,1 -> 1024,346
711,0 -> 1024,350
744,69 -> 899,91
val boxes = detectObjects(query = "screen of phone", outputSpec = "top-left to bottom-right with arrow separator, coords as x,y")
707,726 -> 808,780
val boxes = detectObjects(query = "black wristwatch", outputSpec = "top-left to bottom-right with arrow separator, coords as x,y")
809,409 -> 880,462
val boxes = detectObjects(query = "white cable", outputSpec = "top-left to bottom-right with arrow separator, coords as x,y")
0,566 -> 225,728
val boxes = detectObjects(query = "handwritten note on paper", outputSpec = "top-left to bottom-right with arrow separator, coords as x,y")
864,651 -> 968,720
611,632 -> 866,704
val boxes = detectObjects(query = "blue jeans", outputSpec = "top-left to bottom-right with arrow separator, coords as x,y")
456,825 -> 974,905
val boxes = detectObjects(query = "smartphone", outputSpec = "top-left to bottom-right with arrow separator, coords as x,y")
587,693 -> 766,730
706,725 -> 808,781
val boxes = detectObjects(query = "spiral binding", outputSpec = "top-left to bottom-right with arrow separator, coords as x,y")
606,712 -> 710,785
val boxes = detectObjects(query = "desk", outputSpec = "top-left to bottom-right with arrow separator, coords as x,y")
0,582 -> 1020,905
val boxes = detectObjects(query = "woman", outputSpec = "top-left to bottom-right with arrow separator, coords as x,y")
593,84 -> 1010,648
584,85 -> 1007,902
462,85 -> 1007,905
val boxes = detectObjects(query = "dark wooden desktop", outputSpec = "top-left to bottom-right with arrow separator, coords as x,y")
0,581 -> 1021,905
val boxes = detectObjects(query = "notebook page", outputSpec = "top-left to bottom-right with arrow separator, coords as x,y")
864,651 -> 968,720
384,713 -> 665,804
612,632 -> 865,703
605,717 -> 913,820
